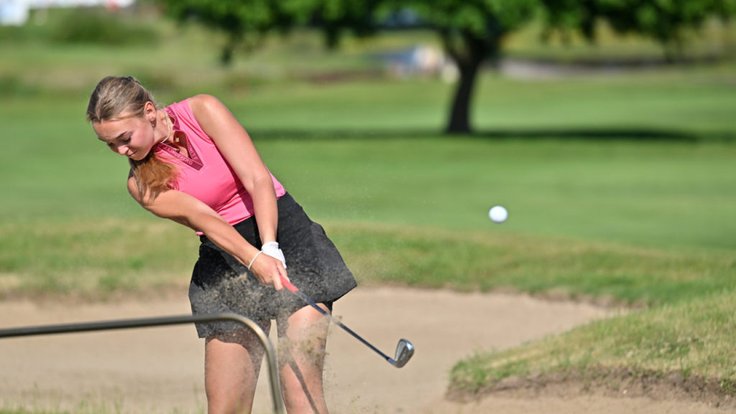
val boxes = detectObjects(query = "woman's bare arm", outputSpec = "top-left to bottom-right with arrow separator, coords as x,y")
128,177 -> 285,290
188,94 -> 279,246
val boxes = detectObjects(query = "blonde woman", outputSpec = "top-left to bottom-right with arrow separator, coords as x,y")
87,76 -> 356,414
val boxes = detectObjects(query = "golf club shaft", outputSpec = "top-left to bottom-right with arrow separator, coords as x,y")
280,276 -> 393,363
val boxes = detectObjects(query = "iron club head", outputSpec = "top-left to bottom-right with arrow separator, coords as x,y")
282,275 -> 414,369
391,338 -> 414,368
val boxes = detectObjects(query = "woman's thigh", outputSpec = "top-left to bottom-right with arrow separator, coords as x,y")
277,304 -> 331,411
204,322 -> 271,412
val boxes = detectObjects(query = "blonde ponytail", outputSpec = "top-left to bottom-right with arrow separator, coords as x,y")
87,76 -> 176,199
128,151 -> 177,199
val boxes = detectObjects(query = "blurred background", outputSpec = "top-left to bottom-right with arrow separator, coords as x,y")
2,2 -> 736,412
0,0 -> 734,300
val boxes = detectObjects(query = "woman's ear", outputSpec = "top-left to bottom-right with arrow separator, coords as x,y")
144,101 -> 157,124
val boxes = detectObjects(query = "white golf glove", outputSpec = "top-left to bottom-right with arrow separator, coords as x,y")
261,241 -> 287,268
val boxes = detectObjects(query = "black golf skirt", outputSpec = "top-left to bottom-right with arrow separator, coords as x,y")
188,193 -> 357,338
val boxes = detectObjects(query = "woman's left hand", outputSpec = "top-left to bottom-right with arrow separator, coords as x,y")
261,241 -> 286,268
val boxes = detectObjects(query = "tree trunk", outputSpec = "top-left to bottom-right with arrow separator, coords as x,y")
445,57 -> 482,134
220,45 -> 234,66
442,29 -> 498,135
220,32 -> 243,67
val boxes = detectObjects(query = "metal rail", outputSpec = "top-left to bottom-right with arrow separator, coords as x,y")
0,312 -> 285,414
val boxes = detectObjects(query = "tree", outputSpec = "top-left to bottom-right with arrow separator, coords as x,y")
158,0 -> 379,65
159,0 -> 316,65
158,0 -> 539,134
382,1 -> 539,133
310,0 -> 382,48
540,0 -> 736,60
159,0 -> 735,134
325,0 -> 735,133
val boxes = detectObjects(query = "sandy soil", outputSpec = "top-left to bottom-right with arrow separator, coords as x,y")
0,287 -> 727,413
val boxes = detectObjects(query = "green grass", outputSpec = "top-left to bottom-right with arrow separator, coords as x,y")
3,87 -> 736,251
3,218 -> 733,305
1,11 -> 736,409
261,136 -> 736,252
450,289 -> 736,399
332,223 -> 736,304
0,218 -> 196,298
3,95 -> 736,297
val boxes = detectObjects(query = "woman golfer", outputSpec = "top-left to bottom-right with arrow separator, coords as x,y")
86,76 -> 356,413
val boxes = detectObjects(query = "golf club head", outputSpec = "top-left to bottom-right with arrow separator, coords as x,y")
391,338 -> 414,368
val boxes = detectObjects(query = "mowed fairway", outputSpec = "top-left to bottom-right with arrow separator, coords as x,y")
1,72 -> 735,296
1,24 -> 736,412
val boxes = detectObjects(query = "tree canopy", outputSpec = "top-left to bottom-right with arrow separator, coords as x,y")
159,0 -> 313,64
541,0 -> 736,58
158,0 -> 736,134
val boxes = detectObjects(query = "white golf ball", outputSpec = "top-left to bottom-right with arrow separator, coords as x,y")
488,205 -> 508,223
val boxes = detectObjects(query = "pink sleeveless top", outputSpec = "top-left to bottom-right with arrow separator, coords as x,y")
154,99 -> 286,228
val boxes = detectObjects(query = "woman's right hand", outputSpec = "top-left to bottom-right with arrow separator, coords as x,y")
248,253 -> 288,291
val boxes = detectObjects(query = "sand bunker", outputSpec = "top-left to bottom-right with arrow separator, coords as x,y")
0,287 -> 725,413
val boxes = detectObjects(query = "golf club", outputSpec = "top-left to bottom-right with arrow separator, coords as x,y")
280,275 -> 414,368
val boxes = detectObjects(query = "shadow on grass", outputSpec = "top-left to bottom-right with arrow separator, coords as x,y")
250,127 -> 736,142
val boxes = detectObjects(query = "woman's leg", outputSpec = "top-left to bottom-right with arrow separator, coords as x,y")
277,304 -> 331,414
204,321 -> 271,414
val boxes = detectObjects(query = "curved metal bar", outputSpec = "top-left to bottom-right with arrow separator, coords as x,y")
0,312 -> 285,414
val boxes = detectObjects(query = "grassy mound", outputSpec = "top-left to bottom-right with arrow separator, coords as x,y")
449,289 -> 736,406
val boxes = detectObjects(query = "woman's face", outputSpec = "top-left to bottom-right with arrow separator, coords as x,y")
93,102 -> 158,161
